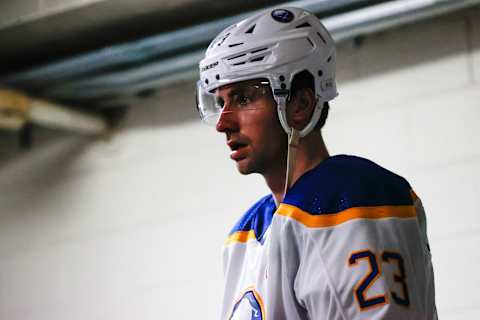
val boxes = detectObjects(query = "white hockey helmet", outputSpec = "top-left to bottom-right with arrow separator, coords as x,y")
197,7 -> 338,137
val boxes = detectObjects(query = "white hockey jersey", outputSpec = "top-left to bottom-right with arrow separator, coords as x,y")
221,155 -> 437,320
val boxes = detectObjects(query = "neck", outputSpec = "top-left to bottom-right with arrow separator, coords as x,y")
264,131 -> 330,206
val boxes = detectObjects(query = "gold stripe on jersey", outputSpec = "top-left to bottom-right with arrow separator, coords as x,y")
225,229 -> 257,246
276,203 -> 416,228
410,190 -> 419,201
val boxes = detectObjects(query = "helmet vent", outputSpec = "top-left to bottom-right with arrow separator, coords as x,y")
251,47 -> 267,54
226,50 -> 270,67
250,56 -> 265,62
227,53 -> 247,60
229,42 -> 244,48
307,37 -> 314,48
296,22 -> 311,28
317,32 -> 326,44
211,33 -> 231,48
245,24 -> 256,34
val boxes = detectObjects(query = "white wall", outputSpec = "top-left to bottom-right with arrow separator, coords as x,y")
0,9 -> 479,319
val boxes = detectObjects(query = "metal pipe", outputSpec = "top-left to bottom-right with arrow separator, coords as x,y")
42,0 -> 480,101
29,99 -> 107,134
0,88 -> 107,134
49,50 -> 205,99
0,89 -> 29,130
326,0 -> 480,42
1,0 -> 374,85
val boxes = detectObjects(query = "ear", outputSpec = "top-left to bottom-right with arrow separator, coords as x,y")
286,87 -> 316,130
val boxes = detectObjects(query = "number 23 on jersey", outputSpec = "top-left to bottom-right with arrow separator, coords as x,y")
348,249 -> 410,311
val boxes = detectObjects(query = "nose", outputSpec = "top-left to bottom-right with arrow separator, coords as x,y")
216,109 -> 238,133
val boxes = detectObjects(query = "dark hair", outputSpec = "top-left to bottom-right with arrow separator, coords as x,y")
289,70 -> 329,130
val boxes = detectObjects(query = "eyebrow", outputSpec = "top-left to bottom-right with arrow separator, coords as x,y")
218,80 -> 269,99
227,86 -> 247,98
215,86 -> 247,101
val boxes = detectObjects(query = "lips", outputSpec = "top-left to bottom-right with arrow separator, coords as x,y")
227,140 -> 248,161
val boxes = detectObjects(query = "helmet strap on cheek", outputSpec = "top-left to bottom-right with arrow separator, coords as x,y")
282,127 -> 300,201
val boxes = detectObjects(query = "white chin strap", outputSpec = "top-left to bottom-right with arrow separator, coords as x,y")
276,95 -> 323,201
282,128 -> 300,201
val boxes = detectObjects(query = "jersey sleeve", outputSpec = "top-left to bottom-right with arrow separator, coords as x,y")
411,192 -> 438,319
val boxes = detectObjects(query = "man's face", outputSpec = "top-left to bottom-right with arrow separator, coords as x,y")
214,79 -> 287,175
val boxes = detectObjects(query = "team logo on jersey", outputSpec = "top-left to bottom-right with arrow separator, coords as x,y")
271,9 -> 294,23
229,287 -> 265,320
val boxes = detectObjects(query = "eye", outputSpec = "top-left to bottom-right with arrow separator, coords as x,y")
238,95 -> 251,106
215,97 -> 225,109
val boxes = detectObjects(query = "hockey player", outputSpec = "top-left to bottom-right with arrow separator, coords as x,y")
196,7 -> 437,320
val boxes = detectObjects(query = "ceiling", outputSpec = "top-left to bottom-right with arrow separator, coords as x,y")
0,0 -> 479,135
0,0 -> 398,107
0,0 -> 293,74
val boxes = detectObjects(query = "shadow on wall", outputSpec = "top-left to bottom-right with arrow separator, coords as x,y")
0,135 -> 96,221
0,126 -> 94,171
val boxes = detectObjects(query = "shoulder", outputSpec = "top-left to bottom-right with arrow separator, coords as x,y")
225,194 -> 276,245
283,155 -> 414,215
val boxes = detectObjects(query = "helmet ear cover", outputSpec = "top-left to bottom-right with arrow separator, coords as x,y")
285,70 -> 329,131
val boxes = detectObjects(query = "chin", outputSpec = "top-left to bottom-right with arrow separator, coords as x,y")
235,158 -> 257,175
236,164 -> 253,175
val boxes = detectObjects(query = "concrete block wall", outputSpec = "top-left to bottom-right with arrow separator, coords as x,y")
0,9 -> 479,320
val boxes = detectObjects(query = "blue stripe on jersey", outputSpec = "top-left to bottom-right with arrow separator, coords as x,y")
227,155 -> 413,243
283,155 -> 413,215
228,194 -> 276,244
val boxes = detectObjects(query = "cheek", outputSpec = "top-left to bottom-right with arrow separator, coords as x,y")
238,99 -> 286,147
244,112 -> 286,152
